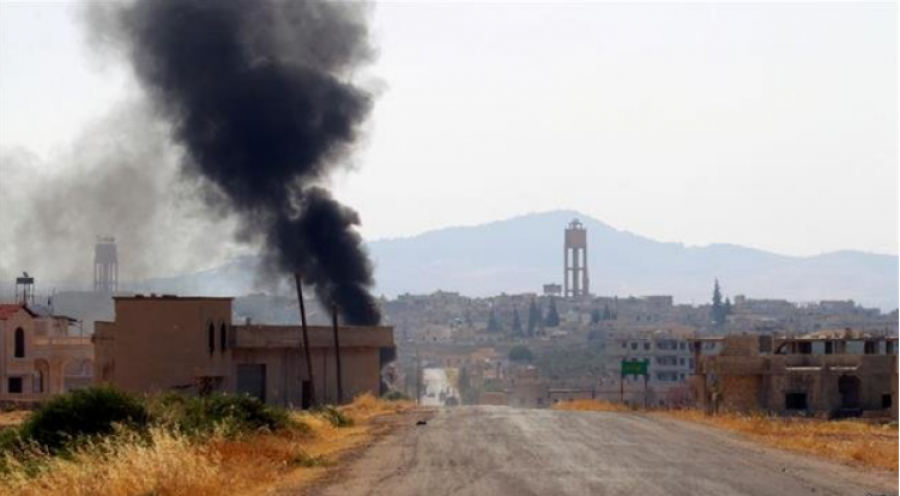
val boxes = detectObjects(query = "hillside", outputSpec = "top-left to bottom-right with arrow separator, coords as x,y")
131,210 -> 898,311
367,210 -> 898,310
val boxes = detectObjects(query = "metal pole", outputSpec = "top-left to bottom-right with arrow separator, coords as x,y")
294,273 -> 316,408
416,347 -> 421,406
644,373 -> 648,409
331,302 -> 344,404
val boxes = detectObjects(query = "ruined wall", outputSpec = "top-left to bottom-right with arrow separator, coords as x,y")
719,375 -> 763,412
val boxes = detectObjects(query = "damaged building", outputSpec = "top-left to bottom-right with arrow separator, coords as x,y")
93,295 -> 395,406
691,333 -> 898,418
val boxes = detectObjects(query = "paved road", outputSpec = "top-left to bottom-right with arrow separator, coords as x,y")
316,406 -> 897,496
420,368 -> 456,407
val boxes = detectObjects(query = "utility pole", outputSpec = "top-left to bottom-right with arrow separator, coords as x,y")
644,373 -> 649,409
331,302 -> 344,404
294,273 -> 316,408
415,347 -> 421,406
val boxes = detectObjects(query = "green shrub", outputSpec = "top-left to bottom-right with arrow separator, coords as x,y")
508,345 -> 535,363
382,390 -> 410,401
316,405 -> 353,428
0,427 -> 23,455
20,386 -> 148,453
149,393 -> 291,437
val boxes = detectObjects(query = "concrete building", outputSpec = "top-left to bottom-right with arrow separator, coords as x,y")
94,295 -> 395,406
604,329 -> 721,407
93,236 -> 119,293
563,219 -> 589,298
0,304 -> 93,403
692,334 -> 898,418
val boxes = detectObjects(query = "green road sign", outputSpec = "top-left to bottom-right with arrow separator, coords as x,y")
621,360 -> 648,377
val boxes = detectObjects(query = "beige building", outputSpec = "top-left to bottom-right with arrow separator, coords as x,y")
692,334 -> 898,418
94,295 -> 395,406
0,304 -> 93,403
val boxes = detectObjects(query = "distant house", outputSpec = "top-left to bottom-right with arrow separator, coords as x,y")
0,304 -> 93,403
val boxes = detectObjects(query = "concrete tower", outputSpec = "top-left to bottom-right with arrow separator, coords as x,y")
563,219 -> 589,298
94,236 -> 118,293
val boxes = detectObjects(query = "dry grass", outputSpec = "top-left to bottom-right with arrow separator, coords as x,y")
659,410 -> 899,473
1,394 -> 412,496
551,399 -> 628,413
0,411 -> 29,430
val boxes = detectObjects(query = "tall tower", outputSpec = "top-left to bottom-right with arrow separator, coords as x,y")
94,236 -> 118,293
563,219 -> 589,298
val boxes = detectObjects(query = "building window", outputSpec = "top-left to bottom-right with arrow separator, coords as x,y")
7,377 -> 22,394
882,394 -> 892,409
824,341 -> 834,355
643,342 -> 651,350
220,323 -> 227,352
864,341 -> 877,355
208,323 -> 215,355
785,393 -> 808,410
13,327 -> 25,358
630,343 -> 637,350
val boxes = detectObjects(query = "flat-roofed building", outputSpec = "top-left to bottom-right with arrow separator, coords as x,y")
94,295 -> 395,406
692,334 -> 898,418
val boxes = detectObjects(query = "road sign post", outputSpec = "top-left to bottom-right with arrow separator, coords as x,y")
620,359 -> 649,407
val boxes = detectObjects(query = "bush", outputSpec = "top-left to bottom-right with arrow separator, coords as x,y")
149,393 -> 291,437
20,386 -> 149,453
0,427 -> 23,454
382,390 -> 410,401
316,405 -> 353,428
508,345 -> 534,363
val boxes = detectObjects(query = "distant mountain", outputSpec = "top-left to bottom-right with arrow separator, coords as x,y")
124,210 -> 899,311
367,210 -> 898,311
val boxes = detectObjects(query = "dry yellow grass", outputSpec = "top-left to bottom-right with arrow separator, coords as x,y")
0,411 -> 29,430
0,394 -> 412,496
659,410 -> 899,473
551,399 -> 628,413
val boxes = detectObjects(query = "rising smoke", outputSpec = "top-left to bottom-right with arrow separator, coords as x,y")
0,103 -> 240,290
90,0 -> 381,324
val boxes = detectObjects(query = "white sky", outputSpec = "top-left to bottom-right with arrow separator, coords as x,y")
1,1 -> 897,257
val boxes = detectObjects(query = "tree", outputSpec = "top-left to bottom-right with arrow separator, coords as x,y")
545,297 -> 560,327
591,307 -> 602,325
508,345 -> 534,363
527,298 -> 543,336
487,308 -> 501,332
724,297 -> 732,318
512,308 -> 523,335
711,279 -> 727,326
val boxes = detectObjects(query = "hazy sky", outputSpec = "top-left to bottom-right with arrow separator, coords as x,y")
1,1 -> 897,257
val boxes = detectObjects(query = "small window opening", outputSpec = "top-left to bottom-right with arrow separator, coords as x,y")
7,377 -> 23,394
785,393 -> 808,410
13,327 -> 25,358
208,323 -> 215,355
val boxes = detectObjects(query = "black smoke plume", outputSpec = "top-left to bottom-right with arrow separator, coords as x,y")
96,0 -> 381,324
